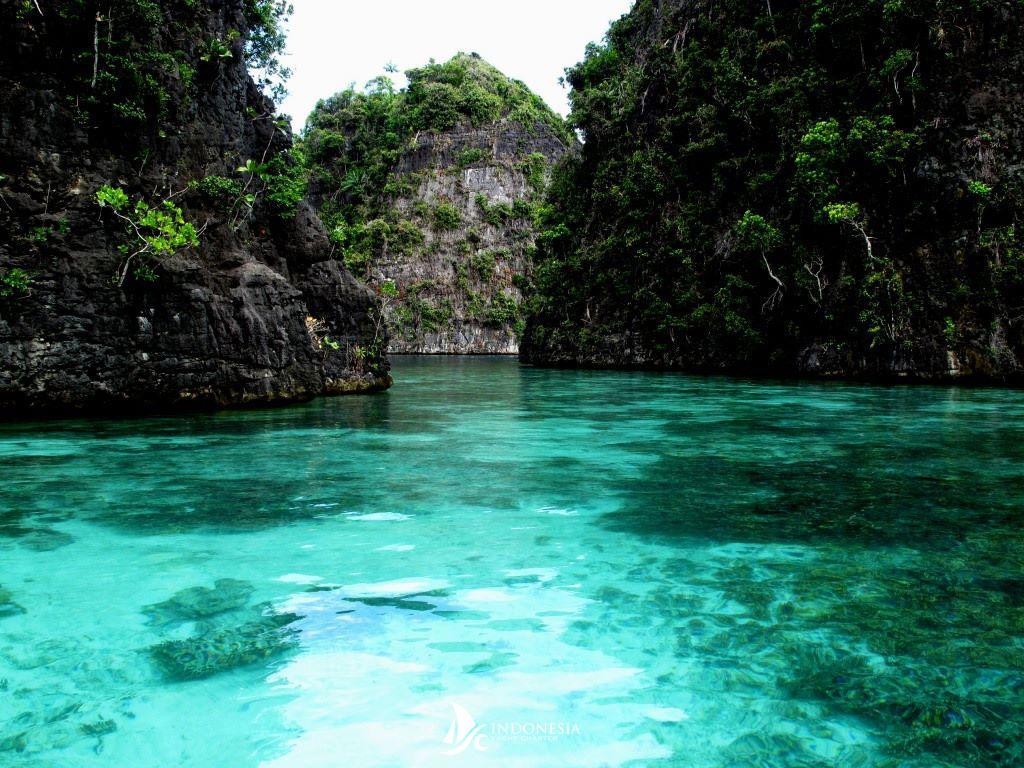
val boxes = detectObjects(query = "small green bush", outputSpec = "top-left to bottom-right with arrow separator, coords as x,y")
189,175 -> 244,211
456,147 -> 489,168
485,293 -> 519,327
432,202 -> 462,231
470,250 -> 497,277
0,268 -> 32,298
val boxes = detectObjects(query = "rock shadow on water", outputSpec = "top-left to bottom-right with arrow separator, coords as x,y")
587,438 -> 1024,766
1,508 -> 75,552
780,642 -> 1024,767
598,449 -> 1009,550
292,583 -> 498,636
0,636 -> 137,759
0,586 -> 26,619
336,587 -> 450,614
89,476 -> 371,534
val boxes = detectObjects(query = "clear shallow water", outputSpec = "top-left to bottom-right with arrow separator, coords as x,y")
2,356 -> 1023,767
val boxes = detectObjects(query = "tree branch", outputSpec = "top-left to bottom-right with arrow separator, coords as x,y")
762,254 -> 784,312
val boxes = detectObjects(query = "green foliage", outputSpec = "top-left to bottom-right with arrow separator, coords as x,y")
475,195 -> 515,227
403,54 -> 570,139
512,199 -> 535,220
525,0 -> 1024,373
200,31 -> 238,63
823,202 -> 862,224
242,0 -> 293,101
394,220 -> 425,253
405,295 -> 454,333
29,226 -> 50,244
260,152 -> 308,216
96,185 -> 130,211
432,202 -> 462,231
25,218 -> 70,246
470,250 -> 496,278
342,248 -> 369,275
794,119 -> 845,199
189,175 -> 244,211
484,292 -> 519,327
0,268 -> 32,298
521,152 -> 549,195
96,185 -> 199,284
332,215 -> 424,270
133,203 -> 198,256
456,147 -> 489,168
734,211 -> 782,252
968,180 -> 992,198
302,53 -> 569,251
1,0 -> 292,138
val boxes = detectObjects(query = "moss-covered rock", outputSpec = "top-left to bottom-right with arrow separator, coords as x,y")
150,611 -> 300,681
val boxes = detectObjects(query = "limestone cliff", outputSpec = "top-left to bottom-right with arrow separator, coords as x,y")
522,0 -> 1024,382
0,0 -> 390,417
304,54 -> 571,354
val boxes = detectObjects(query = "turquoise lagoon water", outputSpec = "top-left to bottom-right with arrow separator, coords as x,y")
1,356 -> 1023,767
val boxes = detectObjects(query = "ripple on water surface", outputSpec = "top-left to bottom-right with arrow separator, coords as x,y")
1,357 -> 1023,766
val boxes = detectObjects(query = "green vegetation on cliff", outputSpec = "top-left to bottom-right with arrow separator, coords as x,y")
301,53 -> 569,352
303,53 -> 570,253
0,0 -> 291,135
1,0 -> 392,413
523,0 -> 1024,379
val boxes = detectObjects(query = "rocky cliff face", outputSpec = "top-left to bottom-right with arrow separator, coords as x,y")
370,121 -> 568,354
0,0 -> 390,417
522,0 -> 1024,382
303,54 -> 571,355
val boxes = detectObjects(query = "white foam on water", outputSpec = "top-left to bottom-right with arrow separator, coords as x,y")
343,578 -> 450,597
459,588 -> 518,604
346,512 -> 412,522
540,506 -> 579,517
645,706 -> 691,722
274,573 -> 323,585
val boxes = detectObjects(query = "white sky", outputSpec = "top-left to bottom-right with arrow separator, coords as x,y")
277,0 -> 634,132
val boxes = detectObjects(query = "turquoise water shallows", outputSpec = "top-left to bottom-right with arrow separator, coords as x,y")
2,357 -> 1023,767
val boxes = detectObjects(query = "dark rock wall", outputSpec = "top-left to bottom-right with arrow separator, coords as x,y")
521,0 -> 1024,383
0,1 -> 390,416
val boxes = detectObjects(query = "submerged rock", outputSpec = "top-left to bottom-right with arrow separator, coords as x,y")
17,528 -> 74,552
144,578 -> 255,626
150,611 -> 300,681
0,586 -> 25,619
